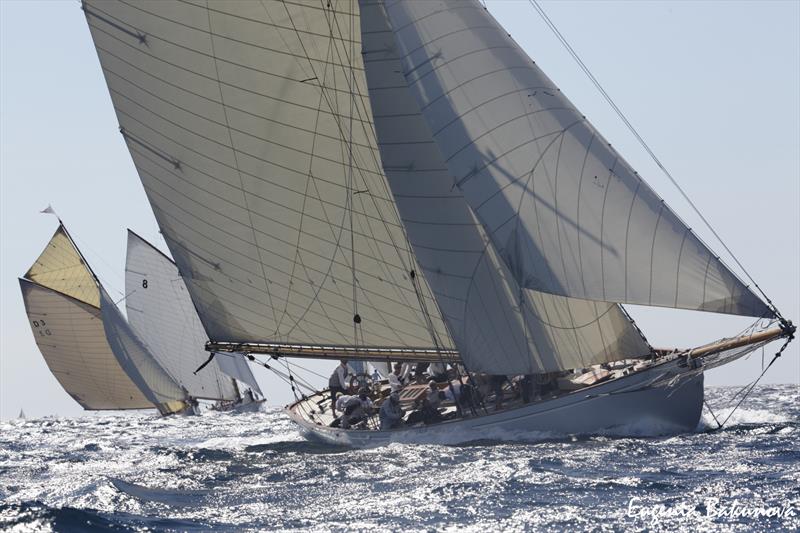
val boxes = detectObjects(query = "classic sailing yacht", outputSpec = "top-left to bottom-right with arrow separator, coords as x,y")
19,224 -> 175,414
125,230 -> 265,411
82,0 -> 793,445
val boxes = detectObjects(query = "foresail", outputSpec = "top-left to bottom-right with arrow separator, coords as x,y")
214,353 -> 263,396
83,0 -> 452,349
360,0 -> 650,374
19,279 -> 152,410
126,230 -> 240,401
376,0 -> 770,318
100,289 -> 189,415
25,225 -> 99,307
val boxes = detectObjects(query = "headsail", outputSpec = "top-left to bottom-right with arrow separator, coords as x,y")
373,0 -> 770,318
125,230 -> 252,400
360,0 -> 650,374
83,0 -> 452,350
214,353 -> 263,396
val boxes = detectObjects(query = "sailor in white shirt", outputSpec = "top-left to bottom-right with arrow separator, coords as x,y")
328,360 -> 354,414
387,363 -> 409,393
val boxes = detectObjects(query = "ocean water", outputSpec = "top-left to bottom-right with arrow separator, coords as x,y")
1,385 -> 797,532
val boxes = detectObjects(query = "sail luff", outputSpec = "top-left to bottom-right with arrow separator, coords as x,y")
376,0 -> 771,318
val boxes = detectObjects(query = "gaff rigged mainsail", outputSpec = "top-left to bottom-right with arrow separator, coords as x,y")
19,278 -> 151,410
125,229 -> 261,398
83,0 -> 452,351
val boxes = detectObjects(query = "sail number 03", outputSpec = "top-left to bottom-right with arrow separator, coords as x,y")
32,319 -> 52,336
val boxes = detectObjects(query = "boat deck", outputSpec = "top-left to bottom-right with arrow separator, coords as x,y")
288,359 -> 655,431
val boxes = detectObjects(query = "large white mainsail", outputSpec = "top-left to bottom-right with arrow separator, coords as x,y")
83,0 -> 451,350
359,0 -> 650,373
125,230 -> 257,399
19,227 -> 151,410
373,0 -> 771,319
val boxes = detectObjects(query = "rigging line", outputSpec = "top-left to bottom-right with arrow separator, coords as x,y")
274,44 -> 333,338
703,398 -> 723,430
348,1 -> 360,346
248,354 -> 316,394
278,359 -> 328,381
715,334 -> 794,430
204,2 -> 278,331
527,0 -> 782,319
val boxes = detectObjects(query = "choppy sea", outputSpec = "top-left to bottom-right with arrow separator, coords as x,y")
1,385 -> 797,532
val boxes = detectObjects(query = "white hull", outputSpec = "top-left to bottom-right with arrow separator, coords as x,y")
211,397 -> 267,414
288,358 -> 704,447
230,398 -> 266,414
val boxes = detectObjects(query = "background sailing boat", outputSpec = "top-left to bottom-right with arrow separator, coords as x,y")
19,225 -> 154,412
125,229 -> 264,408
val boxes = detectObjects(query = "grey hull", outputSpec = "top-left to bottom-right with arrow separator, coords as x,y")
288,358 -> 704,447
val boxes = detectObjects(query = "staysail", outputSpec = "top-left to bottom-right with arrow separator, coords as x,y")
83,0 -> 452,350
214,352 -> 263,396
360,0 -> 650,373
372,0 -> 770,318
125,230 -> 256,400
19,227 -> 151,410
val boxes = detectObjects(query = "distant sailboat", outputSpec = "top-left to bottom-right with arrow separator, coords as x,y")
82,0 -> 794,445
21,223 -> 195,416
18,409 -> 26,420
124,229 -> 264,411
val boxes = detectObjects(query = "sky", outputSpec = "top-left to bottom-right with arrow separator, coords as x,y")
1,0 -> 798,420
